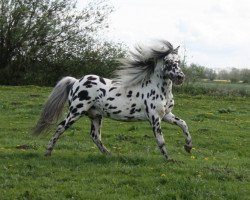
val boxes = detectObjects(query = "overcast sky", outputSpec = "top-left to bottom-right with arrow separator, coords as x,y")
79,0 -> 250,70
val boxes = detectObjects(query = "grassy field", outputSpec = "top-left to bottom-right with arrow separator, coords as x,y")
0,86 -> 249,200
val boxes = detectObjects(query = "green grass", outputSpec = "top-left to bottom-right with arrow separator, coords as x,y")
0,86 -> 249,200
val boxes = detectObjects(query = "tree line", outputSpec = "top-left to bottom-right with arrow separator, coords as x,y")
0,0 -> 124,86
182,63 -> 250,84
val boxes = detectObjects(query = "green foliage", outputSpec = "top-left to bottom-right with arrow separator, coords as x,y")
0,86 -> 249,199
181,63 -> 206,84
174,82 -> 250,97
217,68 -> 250,83
0,0 -> 124,85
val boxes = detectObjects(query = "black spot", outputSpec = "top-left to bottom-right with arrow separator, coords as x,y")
109,105 -> 117,109
78,90 -> 91,101
113,110 -> 121,114
130,108 -> 136,115
131,103 -> 136,107
74,112 -> 80,117
99,77 -> 106,85
126,116 -> 134,120
161,87 -> 165,93
72,86 -> 79,96
141,94 -> 144,99
168,104 -> 173,108
107,97 -> 115,101
69,89 -> 73,97
83,80 -> 97,86
174,117 -> 180,121
136,92 -> 140,97
100,88 -> 106,96
87,76 -> 97,81
151,115 -> 155,124
76,103 -> 83,108
144,100 -> 149,113
127,91 -> 133,98
65,120 -> 75,129
72,108 -> 78,114
105,103 -> 109,107
116,93 -> 121,97
72,96 -> 78,101
109,87 -> 117,92
59,120 -> 66,126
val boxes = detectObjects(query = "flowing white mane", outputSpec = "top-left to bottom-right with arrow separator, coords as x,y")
114,40 -> 175,87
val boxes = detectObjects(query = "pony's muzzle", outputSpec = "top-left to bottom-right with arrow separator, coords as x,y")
176,73 -> 185,84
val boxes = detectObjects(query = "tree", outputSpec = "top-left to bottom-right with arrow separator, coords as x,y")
0,0 -> 121,85
240,68 -> 250,83
205,68 -> 217,81
217,69 -> 229,80
229,68 -> 241,83
181,63 -> 206,84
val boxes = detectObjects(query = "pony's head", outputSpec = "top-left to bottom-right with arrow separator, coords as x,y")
161,46 -> 185,85
115,40 -> 185,87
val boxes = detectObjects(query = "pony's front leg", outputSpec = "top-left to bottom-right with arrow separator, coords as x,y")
163,112 -> 192,153
149,115 -> 171,161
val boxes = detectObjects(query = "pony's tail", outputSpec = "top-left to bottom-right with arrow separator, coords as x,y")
32,76 -> 77,135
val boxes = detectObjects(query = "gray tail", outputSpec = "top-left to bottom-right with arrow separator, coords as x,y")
32,76 -> 77,135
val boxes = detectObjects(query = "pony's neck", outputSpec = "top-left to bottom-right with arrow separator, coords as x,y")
153,61 -> 172,86
144,60 -> 172,97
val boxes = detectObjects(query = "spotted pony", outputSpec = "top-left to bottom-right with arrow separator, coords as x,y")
33,40 -> 192,161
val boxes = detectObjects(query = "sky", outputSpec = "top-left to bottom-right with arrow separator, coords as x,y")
78,0 -> 250,70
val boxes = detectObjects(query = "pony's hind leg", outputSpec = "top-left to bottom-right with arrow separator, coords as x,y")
90,115 -> 110,154
163,112 -> 192,153
45,113 -> 80,156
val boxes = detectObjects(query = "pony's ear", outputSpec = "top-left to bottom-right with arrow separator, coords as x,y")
173,46 -> 180,53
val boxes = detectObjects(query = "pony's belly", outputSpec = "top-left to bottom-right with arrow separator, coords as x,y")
92,102 -> 146,121
108,112 -> 147,121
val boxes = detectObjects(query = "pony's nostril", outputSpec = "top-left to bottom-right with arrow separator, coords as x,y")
177,75 -> 183,80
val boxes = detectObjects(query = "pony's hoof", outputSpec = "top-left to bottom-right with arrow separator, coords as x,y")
184,144 -> 192,153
